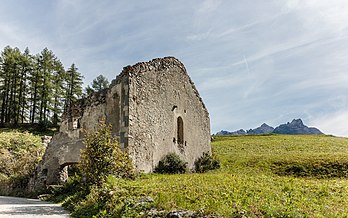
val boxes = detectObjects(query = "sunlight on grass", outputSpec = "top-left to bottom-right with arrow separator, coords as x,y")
106,135 -> 348,216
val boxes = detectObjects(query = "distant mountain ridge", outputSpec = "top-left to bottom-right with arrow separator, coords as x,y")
247,123 -> 274,135
273,119 -> 322,135
216,119 -> 323,136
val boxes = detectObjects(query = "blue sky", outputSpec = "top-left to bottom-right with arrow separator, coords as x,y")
1,0 -> 348,136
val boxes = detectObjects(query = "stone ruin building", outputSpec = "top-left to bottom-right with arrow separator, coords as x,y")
30,57 -> 211,188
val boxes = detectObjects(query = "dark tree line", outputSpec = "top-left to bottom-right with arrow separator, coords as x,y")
0,46 -> 83,127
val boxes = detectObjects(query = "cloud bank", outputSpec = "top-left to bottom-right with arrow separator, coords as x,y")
0,0 -> 348,135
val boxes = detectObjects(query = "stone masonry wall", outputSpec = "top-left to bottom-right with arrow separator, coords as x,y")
31,73 -> 129,186
31,56 -> 211,187
127,57 -> 211,172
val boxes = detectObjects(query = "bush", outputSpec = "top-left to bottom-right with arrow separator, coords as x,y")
194,152 -> 220,173
0,131 -> 44,196
79,121 -> 135,185
154,153 -> 187,174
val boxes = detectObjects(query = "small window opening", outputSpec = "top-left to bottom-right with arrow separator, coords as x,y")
177,116 -> 184,144
73,119 -> 78,130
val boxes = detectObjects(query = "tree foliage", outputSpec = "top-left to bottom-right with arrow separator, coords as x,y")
79,121 -> 135,185
64,64 -> 83,113
85,74 -> 109,95
0,46 -> 84,127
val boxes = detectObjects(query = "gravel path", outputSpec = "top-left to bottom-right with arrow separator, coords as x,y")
0,196 -> 70,218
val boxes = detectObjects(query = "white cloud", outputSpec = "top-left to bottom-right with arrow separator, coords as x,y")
1,1 -> 348,135
312,109 -> 348,137
286,0 -> 348,34
197,0 -> 222,14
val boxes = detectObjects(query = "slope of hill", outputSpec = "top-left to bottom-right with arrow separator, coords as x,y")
52,134 -> 348,217
0,131 -> 44,196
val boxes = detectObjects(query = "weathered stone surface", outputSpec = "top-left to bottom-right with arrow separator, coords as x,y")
31,57 -> 211,188
41,135 -> 52,147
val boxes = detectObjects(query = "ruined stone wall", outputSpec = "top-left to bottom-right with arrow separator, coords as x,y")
32,56 -> 211,187
127,57 -> 211,172
106,73 -> 130,148
32,73 -> 129,186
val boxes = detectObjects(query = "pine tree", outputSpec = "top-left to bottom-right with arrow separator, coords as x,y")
38,48 -> 56,124
0,46 -> 85,126
85,74 -> 109,95
29,55 -> 43,124
17,48 -> 33,124
0,46 -> 23,125
51,60 -> 65,126
64,64 -> 83,113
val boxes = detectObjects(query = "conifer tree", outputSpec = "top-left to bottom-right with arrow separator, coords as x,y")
0,46 -> 22,125
38,48 -> 56,124
51,60 -> 65,126
64,64 -> 83,113
17,48 -> 33,124
0,46 -> 85,126
85,74 -> 109,95
29,55 -> 43,124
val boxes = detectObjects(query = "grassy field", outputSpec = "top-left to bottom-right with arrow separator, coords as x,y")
58,134 -> 348,217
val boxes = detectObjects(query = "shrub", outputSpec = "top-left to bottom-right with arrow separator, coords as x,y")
0,131 -> 44,196
154,153 -> 187,174
79,121 -> 135,185
194,152 -> 220,173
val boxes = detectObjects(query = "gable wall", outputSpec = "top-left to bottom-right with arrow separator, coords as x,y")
30,57 -> 211,188
127,57 -> 211,172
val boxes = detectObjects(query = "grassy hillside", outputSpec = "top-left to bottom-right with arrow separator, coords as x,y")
0,131 -> 44,196
54,134 -> 348,217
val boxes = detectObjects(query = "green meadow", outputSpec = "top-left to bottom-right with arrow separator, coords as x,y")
59,134 -> 348,217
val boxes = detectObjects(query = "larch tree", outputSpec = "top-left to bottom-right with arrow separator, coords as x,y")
64,63 -> 83,113
0,46 -> 85,127
85,74 -> 109,95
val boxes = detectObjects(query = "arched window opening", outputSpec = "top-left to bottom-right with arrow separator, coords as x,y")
177,116 -> 184,145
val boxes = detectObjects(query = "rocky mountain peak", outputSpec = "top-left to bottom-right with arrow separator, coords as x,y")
247,123 -> 274,135
261,123 -> 271,128
215,119 -> 323,136
290,119 -> 304,126
273,119 -> 322,135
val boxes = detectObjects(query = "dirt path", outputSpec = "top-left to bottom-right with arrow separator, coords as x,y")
0,196 -> 70,218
